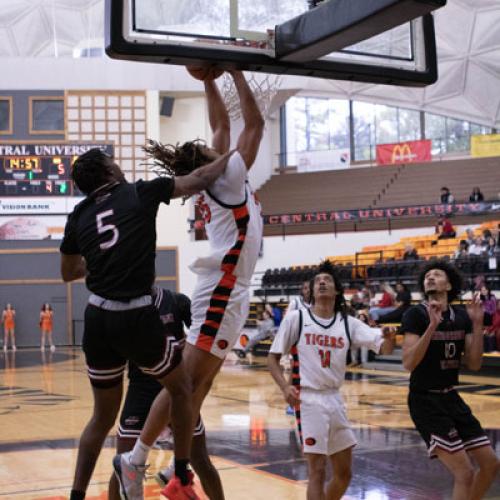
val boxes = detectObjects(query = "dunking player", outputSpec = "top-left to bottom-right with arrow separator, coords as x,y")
60,146 -> 231,500
402,260 -> 499,500
108,286 -> 192,500
268,260 -> 395,500
114,68 -> 264,500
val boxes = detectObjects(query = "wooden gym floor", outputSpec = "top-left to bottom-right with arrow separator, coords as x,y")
0,348 -> 499,499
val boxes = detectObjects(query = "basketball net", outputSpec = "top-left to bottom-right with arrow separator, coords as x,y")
220,73 -> 282,121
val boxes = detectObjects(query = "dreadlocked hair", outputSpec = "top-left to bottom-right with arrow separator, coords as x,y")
143,139 -> 212,178
309,259 -> 347,313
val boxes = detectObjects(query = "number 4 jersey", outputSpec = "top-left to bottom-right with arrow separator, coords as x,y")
270,309 -> 384,391
60,178 -> 174,300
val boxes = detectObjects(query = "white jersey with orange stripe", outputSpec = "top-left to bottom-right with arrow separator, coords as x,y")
190,151 -> 263,284
270,309 -> 384,391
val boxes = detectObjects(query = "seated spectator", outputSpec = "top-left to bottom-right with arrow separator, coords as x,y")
238,310 -> 276,358
440,186 -> 454,204
480,285 -> 496,327
369,283 -> 396,322
482,229 -> 493,243
486,300 -> 500,353
378,283 -> 412,324
454,240 -> 469,259
469,187 -> 484,202
465,228 -> 475,245
436,215 -> 456,239
402,244 -> 419,260
349,311 -> 370,366
484,236 -> 498,257
350,287 -> 367,311
469,236 -> 486,255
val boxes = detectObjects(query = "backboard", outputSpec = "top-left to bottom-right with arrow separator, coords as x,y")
105,0 -> 446,86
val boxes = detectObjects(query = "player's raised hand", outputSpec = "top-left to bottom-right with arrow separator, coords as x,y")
282,385 -> 300,407
466,292 -> 484,327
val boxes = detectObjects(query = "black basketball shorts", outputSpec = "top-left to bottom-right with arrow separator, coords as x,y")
83,299 -> 183,388
408,390 -> 490,459
118,363 -> 205,441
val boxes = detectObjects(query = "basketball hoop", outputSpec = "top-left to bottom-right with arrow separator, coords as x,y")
220,73 -> 282,121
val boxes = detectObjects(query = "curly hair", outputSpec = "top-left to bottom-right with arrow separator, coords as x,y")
71,148 -> 115,195
143,139 -> 213,177
309,260 -> 346,313
418,259 -> 463,302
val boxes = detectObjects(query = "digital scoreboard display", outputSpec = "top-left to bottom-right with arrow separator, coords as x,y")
0,143 -> 114,196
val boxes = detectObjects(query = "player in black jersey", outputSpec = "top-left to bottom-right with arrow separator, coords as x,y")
61,148 -> 231,500
402,260 -> 499,500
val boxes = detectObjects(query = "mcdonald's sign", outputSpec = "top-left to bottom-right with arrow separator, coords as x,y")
376,139 -> 432,165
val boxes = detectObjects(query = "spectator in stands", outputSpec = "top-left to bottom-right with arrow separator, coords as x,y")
484,236 -> 498,257
350,312 -> 370,367
440,186 -> 454,204
403,244 -> 419,260
379,283 -> 412,324
238,310 -> 275,358
482,229 -> 493,243
454,240 -> 469,259
436,215 -> 456,239
369,283 -> 396,322
469,187 -> 484,202
469,236 -> 486,256
480,285 -> 496,327
360,282 -> 374,308
286,280 -> 311,315
486,300 -> 500,353
465,228 -> 475,246
350,287 -> 367,311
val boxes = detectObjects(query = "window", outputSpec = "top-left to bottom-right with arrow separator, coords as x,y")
0,97 -> 13,134
30,97 -> 65,134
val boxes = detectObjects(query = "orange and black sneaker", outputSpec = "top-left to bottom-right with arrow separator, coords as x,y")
160,473 -> 199,500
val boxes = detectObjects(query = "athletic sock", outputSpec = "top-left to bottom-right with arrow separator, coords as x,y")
175,458 -> 190,485
69,490 -> 85,500
130,439 -> 151,466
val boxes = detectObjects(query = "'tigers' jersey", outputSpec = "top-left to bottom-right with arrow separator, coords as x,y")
191,152 -> 263,283
270,309 -> 384,391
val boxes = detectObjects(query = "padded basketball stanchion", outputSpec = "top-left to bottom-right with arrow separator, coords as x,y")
220,74 -> 282,121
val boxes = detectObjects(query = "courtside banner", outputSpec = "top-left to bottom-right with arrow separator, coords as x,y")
471,134 -> 500,158
264,202 -> 499,226
376,139 -> 432,165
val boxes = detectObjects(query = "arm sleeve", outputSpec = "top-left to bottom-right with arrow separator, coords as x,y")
136,177 -> 175,211
59,212 -> 80,255
349,317 -> 384,353
177,293 -> 192,329
269,311 -> 301,355
401,306 -> 427,336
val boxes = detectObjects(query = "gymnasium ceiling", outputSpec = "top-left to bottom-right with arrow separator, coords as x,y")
0,0 -> 499,128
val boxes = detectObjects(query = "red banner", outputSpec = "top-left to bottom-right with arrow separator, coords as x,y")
376,139 -> 432,165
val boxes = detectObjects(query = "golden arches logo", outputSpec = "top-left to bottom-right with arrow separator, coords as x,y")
391,143 -> 415,163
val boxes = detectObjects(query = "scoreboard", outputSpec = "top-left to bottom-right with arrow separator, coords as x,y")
0,142 -> 114,196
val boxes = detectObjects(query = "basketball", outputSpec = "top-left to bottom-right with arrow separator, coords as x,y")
187,65 -> 223,81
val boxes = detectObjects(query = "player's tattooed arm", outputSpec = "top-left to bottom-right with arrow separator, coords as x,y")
463,292 -> 484,371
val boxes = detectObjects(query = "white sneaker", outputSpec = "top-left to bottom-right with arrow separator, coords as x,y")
12,345 -> 16,352
113,451 -> 147,500
3,345 -> 6,352
40,346 -> 44,351
154,456 -> 175,488
50,345 -> 55,352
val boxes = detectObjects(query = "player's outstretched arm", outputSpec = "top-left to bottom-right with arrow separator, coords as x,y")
230,70 -> 264,170
204,79 -> 230,154
463,293 -> 484,370
172,150 -> 232,199
61,254 -> 86,282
